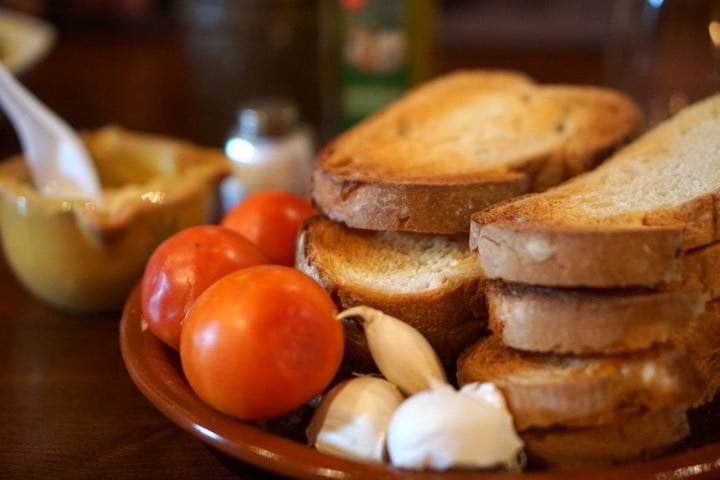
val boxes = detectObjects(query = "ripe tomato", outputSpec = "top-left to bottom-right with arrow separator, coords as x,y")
221,190 -> 315,266
180,265 -> 344,420
141,225 -> 268,351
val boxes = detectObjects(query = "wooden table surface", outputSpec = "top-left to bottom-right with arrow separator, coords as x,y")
3,3 -> 710,479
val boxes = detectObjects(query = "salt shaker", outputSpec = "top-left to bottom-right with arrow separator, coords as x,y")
220,97 -> 314,213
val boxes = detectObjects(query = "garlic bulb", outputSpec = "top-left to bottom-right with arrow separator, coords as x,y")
337,306 -> 447,395
386,382 -> 524,471
306,376 -> 404,463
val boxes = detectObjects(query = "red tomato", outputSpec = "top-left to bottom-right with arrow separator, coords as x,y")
221,190 -> 315,266
141,225 -> 268,351
180,265 -> 344,420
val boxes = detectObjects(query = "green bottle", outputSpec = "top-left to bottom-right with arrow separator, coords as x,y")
320,0 -> 436,137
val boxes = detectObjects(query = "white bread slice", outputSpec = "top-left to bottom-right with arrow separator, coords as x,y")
486,241 -> 720,354
456,334 -> 705,431
295,215 -> 486,365
313,70 -> 642,234
470,93 -> 720,287
673,300 -> 720,407
521,407 -> 689,469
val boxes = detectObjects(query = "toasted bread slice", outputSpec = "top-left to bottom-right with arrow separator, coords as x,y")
521,407 -> 689,469
486,241 -> 720,354
487,282 -> 704,355
470,94 -> 720,287
673,300 -> 720,407
456,335 -> 705,431
313,70 -> 642,234
295,215 -> 486,365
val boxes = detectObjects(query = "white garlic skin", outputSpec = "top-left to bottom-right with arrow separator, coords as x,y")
386,383 -> 524,471
337,306 -> 447,396
306,376 -> 404,463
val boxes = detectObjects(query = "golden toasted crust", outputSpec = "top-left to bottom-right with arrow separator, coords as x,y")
487,281 -> 704,355
485,241 -> 720,354
311,173 -> 530,235
471,94 -> 720,286
456,335 -> 705,431
295,215 -> 487,365
682,242 -> 720,302
521,407 -> 689,469
673,300 -> 720,407
313,70 -> 642,234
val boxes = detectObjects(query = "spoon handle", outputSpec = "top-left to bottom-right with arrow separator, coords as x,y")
0,64 -> 101,200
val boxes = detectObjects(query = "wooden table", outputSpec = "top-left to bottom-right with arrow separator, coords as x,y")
0,253 -> 280,479
0,7 -> 616,479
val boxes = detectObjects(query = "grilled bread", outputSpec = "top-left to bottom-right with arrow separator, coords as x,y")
521,407 -> 690,469
456,334 -> 705,431
313,70 -> 642,234
672,300 -> 720,408
485,241 -> 720,354
470,94 -> 720,287
296,214 -> 486,365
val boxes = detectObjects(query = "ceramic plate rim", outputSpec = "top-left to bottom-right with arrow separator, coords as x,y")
119,284 -> 720,480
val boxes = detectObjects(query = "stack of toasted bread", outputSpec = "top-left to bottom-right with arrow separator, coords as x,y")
298,69 -> 720,469
296,70 -> 642,367
459,94 -> 720,467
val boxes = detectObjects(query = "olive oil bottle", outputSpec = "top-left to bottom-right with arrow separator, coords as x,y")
319,0 -> 436,139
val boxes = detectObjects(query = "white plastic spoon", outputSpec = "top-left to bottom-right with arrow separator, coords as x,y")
0,63 -> 101,200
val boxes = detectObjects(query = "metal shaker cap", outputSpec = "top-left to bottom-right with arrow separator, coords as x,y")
236,97 -> 299,138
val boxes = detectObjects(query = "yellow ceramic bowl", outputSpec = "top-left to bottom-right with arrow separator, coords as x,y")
0,126 -> 230,312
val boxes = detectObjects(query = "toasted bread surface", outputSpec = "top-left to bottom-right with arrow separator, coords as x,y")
521,407 -> 689,469
486,241 -> 720,354
313,70 -> 642,234
295,215 -> 487,364
681,242 -> 720,302
456,335 -> 705,431
487,281 -> 704,355
673,300 -> 720,407
471,94 -> 720,287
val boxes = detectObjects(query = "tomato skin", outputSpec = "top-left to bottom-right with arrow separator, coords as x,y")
180,265 -> 343,420
221,190 -> 315,266
141,225 -> 268,351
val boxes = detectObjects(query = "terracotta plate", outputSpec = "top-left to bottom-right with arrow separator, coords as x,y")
120,285 -> 720,480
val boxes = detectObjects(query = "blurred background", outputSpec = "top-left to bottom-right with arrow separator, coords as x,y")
0,0 -> 718,159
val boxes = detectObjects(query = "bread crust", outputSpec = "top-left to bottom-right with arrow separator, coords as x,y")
682,242 -> 720,302
456,335 -> 705,431
470,94 -> 720,286
521,407 -> 689,469
487,281 -> 704,355
313,70 -> 642,234
312,169 -> 529,234
673,300 -> 720,407
471,222 -> 685,287
295,215 -> 487,365
484,241 -> 720,354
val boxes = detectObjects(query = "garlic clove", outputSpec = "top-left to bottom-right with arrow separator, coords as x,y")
386,383 -> 525,471
337,306 -> 447,396
306,376 -> 404,463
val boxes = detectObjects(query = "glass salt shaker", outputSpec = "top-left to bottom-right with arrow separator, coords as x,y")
220,97 -> 314,214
